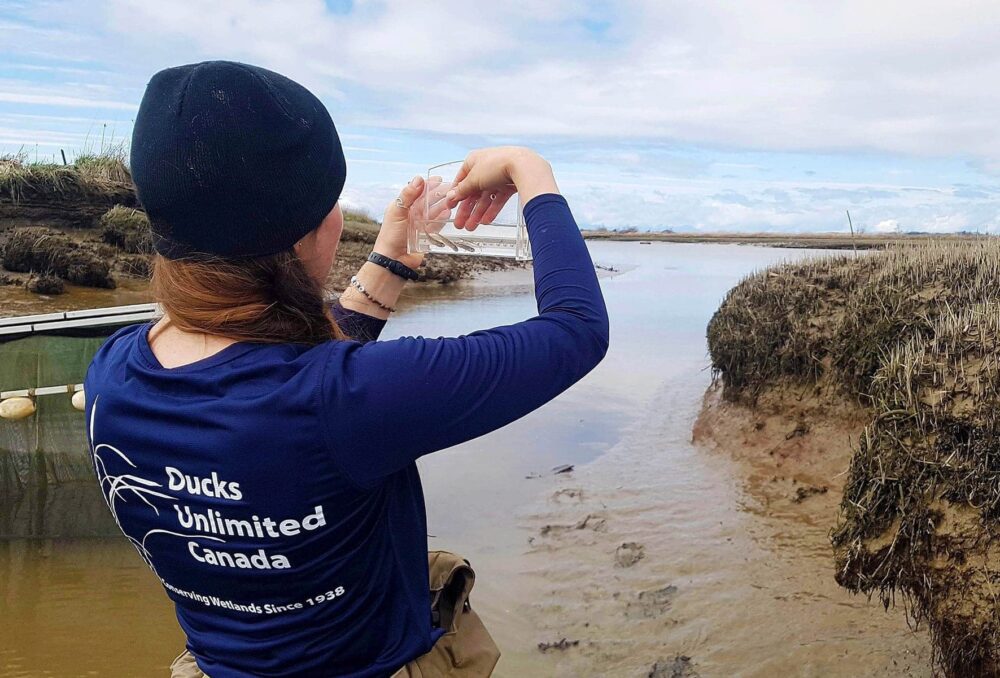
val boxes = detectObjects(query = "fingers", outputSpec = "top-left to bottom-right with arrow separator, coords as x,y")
422,176 -> 451,225
454,187 -> 515,230
406,176 -> 451,236
451,150 -> 476,189
452,158 -> 471,187
397,175 -> 424,209
427,196 -> 451,222
463,192 -> 493,231
425,176 -> 448,212
385,175 -> 423,219
453,191 -> 478,228
446,181 -> 473,207
445,153 -> 478,206
477,187 -> 514,227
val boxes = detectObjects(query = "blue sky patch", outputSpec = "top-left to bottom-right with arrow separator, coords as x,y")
3,1 -> 1000,233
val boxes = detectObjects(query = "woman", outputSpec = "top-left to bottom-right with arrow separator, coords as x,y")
85,60 -> 608,677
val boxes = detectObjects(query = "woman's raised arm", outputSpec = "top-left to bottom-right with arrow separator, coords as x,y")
320,153 -> 609,487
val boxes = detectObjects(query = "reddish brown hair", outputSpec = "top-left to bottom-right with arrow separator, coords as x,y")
151,250 -> 344,345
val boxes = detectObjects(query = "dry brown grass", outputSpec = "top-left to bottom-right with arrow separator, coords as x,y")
707,240 -> 1000,677
1,226 -> 115,288
0,147 -> 523,298
99,205 -> 152,254
0,149 -> 132,204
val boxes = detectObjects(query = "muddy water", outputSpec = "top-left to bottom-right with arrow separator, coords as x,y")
0,278 -> 153,316
0,242 -> 929,677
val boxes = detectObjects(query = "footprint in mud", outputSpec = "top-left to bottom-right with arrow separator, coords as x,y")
791,484 -> 828,503
537,638 -> 580,653
574,513 -> 607,531
614,541 -> 645,568
538,513 -> 608,537
784,419 -> 810,439
625,584 -> 678,619
649,655 -> 699,678
552,487 -> 585,502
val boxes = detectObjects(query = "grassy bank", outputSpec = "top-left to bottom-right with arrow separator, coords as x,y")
0,150 -> 137,229
0,151 -> 522,310
706,241 -> 1000,677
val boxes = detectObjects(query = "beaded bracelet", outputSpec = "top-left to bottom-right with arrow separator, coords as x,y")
349,275 -> 396,313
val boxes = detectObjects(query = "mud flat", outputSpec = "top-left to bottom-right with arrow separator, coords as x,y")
0,152 -> 524,316
706,242 -> 1000,677
508,382 -> 932,677
445,242 -> 934,677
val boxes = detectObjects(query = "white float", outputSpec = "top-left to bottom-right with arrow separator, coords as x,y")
1,303 -> 160,421
0,397 -> 36,420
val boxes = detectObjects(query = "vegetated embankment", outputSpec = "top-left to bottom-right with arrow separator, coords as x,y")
0,151 -> 522,311
706,242 -> 1000,677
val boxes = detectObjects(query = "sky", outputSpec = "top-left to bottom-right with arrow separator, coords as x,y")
5,0 -> 1000,233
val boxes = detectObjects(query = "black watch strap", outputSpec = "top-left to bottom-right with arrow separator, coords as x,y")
367,252 -> 419,281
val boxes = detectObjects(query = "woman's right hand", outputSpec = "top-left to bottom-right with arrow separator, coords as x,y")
446,147 -> 559,230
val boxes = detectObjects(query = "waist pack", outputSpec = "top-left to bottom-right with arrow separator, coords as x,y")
392,550 -> 500,677
170,550 -> 500,677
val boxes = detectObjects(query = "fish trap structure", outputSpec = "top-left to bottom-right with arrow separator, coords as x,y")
0,303 -> 157,538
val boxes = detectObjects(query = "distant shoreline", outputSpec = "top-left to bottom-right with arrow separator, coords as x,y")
580,230 -> 992,250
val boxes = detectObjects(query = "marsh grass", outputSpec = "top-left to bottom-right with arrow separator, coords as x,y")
708,241 -> 1000,401
2,226 -> 115,288
340,207 -> 380,244
0,143 -> 516,292
707,240 -> 1000,677
0,148 -> 132,204
99,205 -> 152,254
74,144 -> 131,185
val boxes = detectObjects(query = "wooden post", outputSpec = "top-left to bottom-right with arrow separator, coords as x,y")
846,210 -> 857,252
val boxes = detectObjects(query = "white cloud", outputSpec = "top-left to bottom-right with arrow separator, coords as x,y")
0,90 -> 136,111
8,1 -> 1000,231
556,174 -> 1000,233
922,213 -> 971,233
31,0 -> 998,161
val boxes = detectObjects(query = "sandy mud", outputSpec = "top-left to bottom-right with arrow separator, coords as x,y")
499,382 -> 931,676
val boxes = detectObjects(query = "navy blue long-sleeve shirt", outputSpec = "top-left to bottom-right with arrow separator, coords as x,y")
84,193 -> 608,677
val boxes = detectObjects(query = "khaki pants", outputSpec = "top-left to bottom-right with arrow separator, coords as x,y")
170,551 -> 500,678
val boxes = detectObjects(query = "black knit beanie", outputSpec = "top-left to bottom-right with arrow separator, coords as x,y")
130,60 -> 346,259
